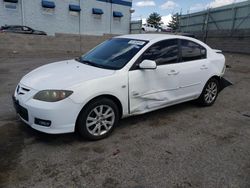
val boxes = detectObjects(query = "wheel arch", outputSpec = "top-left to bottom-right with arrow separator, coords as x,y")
209,75 -> 222,90
199,75 -> 222,98
75,94 -> 123,128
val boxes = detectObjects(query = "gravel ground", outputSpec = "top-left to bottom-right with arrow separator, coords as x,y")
0,53 -> 249,188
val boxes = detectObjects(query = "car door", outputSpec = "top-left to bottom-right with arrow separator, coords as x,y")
128,39 -> 181,114
150,24 -> 153,32
147,24 -> 151,31
146,24 -> 150,31
11,26 -> 23,34
151,25 -> 156,32
176,39 -> 209,99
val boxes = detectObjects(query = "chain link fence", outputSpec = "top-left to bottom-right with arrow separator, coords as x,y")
178,0 -> 250,53
130,20 -> 142,34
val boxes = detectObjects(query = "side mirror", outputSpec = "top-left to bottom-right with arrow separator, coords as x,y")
139,60 -> 157,70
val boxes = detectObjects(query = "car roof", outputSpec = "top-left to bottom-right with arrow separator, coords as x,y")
116,34 -> 190,42
115,34 -> 210,50
4,25 -> 22,27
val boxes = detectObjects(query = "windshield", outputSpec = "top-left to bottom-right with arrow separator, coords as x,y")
79,38 -> 148,70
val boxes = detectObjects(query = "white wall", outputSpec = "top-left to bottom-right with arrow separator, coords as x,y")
81,0 -> 111,35
111,3 -> 130,34
0,1 -> 22,26
0,0 -> 132,35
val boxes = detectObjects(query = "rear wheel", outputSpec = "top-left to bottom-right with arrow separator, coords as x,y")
77,98 -> 119,140
197,78 -> 219,106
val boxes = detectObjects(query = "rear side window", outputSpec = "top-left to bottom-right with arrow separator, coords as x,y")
22,26 -> 32,31
181,40 -> 206,62
140,39 -> 179,66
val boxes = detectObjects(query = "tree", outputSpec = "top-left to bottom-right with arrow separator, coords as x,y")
167,13 -> 179,31
147,12 -> 162,27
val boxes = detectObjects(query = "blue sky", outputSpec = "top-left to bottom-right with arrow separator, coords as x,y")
131,0 -> 246,25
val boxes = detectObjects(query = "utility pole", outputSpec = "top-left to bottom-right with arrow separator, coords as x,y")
21,0 -> 25,25
129,8 -> 135,34
79,0 -> 82,55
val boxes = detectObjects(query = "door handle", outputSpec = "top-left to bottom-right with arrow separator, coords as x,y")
168,70 -> 179,75
200,65 -> 208,70
132,91 -> 140,97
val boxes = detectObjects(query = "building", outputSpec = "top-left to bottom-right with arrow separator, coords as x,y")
0,0 -> 132,35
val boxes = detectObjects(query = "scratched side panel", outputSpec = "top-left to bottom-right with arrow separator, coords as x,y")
128,65 -> 180,114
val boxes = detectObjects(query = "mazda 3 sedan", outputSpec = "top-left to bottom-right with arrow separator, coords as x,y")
13,34 -> 226,140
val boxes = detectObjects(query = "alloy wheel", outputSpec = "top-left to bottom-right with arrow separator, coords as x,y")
204,81 -> 218,104
86,105 -> 115,136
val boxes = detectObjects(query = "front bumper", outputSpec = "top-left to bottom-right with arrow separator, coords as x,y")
13,84 -> 82,134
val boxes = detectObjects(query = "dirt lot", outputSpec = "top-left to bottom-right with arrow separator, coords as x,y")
0,53 -> 249,188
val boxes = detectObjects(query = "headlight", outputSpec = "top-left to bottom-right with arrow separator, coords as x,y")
33,90 -> 73,102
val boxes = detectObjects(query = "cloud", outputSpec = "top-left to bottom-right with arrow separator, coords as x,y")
188,0 -> 246,13
135,0 -> 156,7
207,0 -> 246,8
160,1 -> 179,10
161,14 -> 172,25
142,18 -> 147,24
189,3 -> 205,12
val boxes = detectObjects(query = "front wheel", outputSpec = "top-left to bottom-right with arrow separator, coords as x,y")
197,78 -> 219,106
77,98 -> 119,140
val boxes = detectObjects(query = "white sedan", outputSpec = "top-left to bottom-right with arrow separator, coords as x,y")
13,34 -> 226,140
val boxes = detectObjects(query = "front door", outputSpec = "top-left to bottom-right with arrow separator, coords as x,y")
128,39 -> 181,114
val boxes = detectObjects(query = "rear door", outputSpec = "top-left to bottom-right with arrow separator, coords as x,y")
177,39 -> 209,99
8,26 -> 22,33
128,39 -> 181,114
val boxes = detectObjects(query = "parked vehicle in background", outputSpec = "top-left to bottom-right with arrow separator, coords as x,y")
0,25 -> 47,35
160,27 -> 173,32
142,24 -> 161,32
13,34 -> 226,140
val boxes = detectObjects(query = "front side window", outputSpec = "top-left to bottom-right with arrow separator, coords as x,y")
140,39 -> 179,66
181,40 -> 207,62
79,38 -> 148,70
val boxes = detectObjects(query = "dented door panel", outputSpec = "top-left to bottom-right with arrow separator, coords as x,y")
128,64 -> 181,114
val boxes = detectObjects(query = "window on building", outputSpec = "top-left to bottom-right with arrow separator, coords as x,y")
4,3 -> 17,10
41,0 -> 55,8
92,8 -> 103,19
69,5 -> 81,16
41,0 -> 55,14
92,8 -> 103,15
4,0 -> 18,3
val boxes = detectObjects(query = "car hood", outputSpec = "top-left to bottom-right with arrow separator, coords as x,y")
20,59 -> 115,90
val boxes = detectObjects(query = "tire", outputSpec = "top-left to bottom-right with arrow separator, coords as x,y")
76,98 -> 119,140
197,78 -> 219,106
